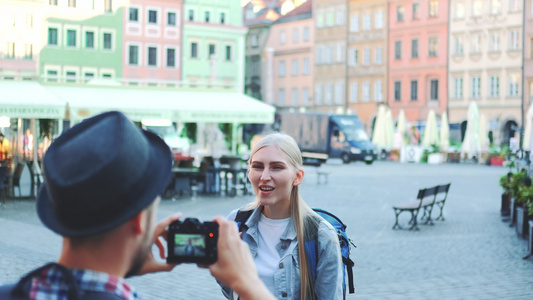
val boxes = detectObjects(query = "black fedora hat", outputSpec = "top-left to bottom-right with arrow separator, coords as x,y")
37,111 -> 172,238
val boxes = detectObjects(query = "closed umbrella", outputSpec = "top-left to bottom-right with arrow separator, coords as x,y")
372,105 -> 388,148
385,107 -> 394,147
394,109 -> 407,148
440,112 -> 450,149
461,102 -> 481,158
422,110 -> 439,147
522,105 -> 533,151
479,113 -> 489,150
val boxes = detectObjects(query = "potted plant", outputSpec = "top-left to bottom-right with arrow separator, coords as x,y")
489,146 -> 506,166
499,172 -> 512,217
513,175 -> 532,239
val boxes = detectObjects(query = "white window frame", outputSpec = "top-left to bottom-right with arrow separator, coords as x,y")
164,45 -> 179,68
126,42 -> 142,66
292,28 -> 299,43
362,81 -> 370,102
101,28 -> 115,51
303,26 -> 310,41
363,13 -> 371,30
335,81 -> 344,104
279,60 -> 286,77
375,46 -> 382,64
336,7 -> 345,26
471,76 -> 481,98
278,88 -> 286,106
280,30 -> 286,44
315,84 -> 323,105
350,82 -> 358,102
291,88 -> 298,106
64,24 -> 81,49
454,77 -> 463,99
374,81 -> 383,102
302,87 -> 310,106
325,83 -> 333,105
128,6 -> 141,23
489,75 -> 499,98
303,58 -> 310,75
146,44 -> 160,67
165,9 -> 179,27
82,26 -> 98,50
508,74 -> 520,97
291,59 -> 299,76
350,14 -> 359,32
363,47 -> 370,65
509,30 -> 520,50
44,64 -> 60,82
375,10 -> 383,29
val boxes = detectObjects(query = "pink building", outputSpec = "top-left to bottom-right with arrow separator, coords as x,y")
388,0 -> 448,124
122,0 -> 183,85
263,1 -> 313,109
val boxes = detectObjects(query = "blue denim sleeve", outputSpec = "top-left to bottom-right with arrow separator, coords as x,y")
315,221 -> 344,300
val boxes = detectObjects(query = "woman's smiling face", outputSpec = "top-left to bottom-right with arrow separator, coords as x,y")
248,145 -> 303,218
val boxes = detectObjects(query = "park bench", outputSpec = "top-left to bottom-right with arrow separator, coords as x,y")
392,186 -> 438,230
433,183 -> 451,221
306,166 -> 330,184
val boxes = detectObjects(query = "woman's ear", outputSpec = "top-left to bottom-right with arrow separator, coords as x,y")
293,169 -> 304,186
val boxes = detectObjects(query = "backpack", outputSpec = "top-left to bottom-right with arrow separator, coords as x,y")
235,208 -> 356,298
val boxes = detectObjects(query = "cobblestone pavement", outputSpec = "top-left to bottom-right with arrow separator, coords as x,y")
1,161 -> 532,299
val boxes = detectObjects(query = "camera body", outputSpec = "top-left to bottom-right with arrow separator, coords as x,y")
167,218 -> 218,265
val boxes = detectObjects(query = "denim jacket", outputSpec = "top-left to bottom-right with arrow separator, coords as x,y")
221,206 -> 343,300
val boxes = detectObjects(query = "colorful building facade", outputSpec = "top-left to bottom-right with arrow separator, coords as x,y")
182,0 -> 247,92
263,0 -> 313,110
348,0 -> 388,132
122,0 -> 183,85
388,0 -> 448,125
40,0 -> 125,83
448,0 -> 523,145
313,0 -> 348,114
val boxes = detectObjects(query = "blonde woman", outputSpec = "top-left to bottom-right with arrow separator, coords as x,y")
221,133 -> 343,300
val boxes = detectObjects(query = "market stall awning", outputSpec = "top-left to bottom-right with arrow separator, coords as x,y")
0,81 -> 67,119
46,85 -> 275,124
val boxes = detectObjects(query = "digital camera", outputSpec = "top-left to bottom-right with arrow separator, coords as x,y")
167,218 -> 218,265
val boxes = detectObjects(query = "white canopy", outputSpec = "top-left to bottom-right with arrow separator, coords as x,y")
422,110 -> 439,147
47,85 -> 275,124
0,81 -> 66,119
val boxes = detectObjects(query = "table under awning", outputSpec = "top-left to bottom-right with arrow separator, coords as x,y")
46,85 -> 275,124
0,81 -> 66,119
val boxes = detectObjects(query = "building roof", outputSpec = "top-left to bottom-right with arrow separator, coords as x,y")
275,0 -> 311,24
244,8 -> 281,25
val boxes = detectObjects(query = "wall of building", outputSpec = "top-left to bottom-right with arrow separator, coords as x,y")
388,0 -> 448,124
264,16 -> 313,109
448,0 -> 523,145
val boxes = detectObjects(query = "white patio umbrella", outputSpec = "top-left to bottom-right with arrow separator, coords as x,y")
461,102 -> 481,158
422,110 -> 439,147
522,105 -> 533,151
440,112 -> 450,149
372,105 -> 388,148
479,113 -> 489,150
394,109 -> 408,148
385,107 -> 395,147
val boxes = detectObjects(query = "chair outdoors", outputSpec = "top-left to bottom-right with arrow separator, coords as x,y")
12,162 -> 24,198
0,165 -> 6,205
433,183 -> 451,221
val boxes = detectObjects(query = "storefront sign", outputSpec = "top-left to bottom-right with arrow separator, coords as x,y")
0,106 -> 64,119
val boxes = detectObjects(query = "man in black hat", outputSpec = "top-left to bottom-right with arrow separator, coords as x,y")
0,111 -> 273,300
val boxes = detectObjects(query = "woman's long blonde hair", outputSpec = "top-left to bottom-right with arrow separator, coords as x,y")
245,133 -> 319,300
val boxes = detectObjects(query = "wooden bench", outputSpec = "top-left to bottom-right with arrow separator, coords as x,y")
433,183 -> 451,221
392,186 -> 438,230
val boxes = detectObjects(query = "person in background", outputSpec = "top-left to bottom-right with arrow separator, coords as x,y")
0,111 -> 274,300
221,133 -> 343,300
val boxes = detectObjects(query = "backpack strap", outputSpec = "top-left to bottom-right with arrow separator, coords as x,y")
234,209 -> 254,232
344,256 -> 355,294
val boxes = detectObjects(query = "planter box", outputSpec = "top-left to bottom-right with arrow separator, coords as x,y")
490,156 -> 504,166
447,152 -> 460,163
501,193 -> 510,217
516,206 -> 529,239
529,221 -> 533,257
428,153 -> 443,164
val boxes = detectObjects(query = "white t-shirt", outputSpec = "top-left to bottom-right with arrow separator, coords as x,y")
255,213 -> 290,293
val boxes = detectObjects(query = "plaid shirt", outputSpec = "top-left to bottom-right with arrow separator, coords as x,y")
28,264 -> 138,300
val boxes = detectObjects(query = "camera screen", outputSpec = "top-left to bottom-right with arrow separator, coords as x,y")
173,234 -> 206,258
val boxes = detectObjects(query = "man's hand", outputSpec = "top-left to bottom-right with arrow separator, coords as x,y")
208,216 -> 275,300
137,213 -> 181,275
